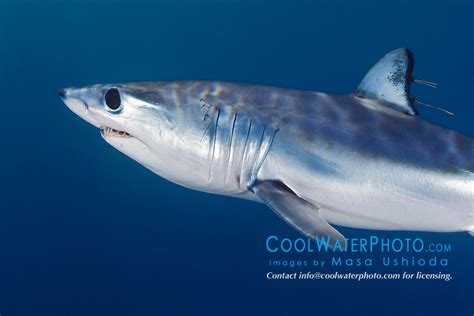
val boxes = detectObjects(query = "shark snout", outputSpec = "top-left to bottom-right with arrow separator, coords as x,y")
58,88 -> 67,98
59,87 -> 101,128
58,87 -> 85,100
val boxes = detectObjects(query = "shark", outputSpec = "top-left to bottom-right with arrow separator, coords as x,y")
59,48 -> 473,248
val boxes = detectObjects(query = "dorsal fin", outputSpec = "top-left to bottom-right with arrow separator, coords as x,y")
355,48 -> 418,116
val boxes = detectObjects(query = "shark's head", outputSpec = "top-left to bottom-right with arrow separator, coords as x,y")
59,82 -> 217,189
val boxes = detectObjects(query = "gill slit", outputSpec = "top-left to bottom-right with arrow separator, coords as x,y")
250,124 -> 267,184
254,128 -> 279,179
225,112 -> 238,184
208,108 -> 221,182
238,118 -> 252,189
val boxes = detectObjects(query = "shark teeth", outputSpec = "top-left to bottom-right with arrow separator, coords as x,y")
103,127 -> 132,138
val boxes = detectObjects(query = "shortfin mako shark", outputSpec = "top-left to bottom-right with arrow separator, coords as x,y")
59,48 -> 473,248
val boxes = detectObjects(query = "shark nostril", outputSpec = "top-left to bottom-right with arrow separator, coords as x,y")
58,88 -> 66,98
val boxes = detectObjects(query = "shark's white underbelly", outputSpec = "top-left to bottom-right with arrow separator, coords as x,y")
258,141 -> 473,233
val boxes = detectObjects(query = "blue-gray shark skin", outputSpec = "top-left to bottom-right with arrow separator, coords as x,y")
59,48 -> 474,248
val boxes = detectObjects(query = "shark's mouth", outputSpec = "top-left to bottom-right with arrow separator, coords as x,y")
101,127 -> 132,138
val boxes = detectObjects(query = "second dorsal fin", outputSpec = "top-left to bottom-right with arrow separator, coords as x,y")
355,48 -> 418,116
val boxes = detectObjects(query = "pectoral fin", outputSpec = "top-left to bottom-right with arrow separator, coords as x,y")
251,180 -> 346,250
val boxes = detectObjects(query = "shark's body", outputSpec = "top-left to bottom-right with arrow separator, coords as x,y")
60,49 -> 474,247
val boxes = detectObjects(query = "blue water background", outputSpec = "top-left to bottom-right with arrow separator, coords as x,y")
0,0 -> 473,315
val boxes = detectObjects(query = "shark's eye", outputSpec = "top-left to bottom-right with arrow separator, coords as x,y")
105,88 -> 121,110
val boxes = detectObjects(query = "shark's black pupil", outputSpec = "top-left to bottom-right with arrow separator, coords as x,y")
105,88 -> 121,110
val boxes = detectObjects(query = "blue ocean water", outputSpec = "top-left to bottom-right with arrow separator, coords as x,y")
0,0 -> 473,315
